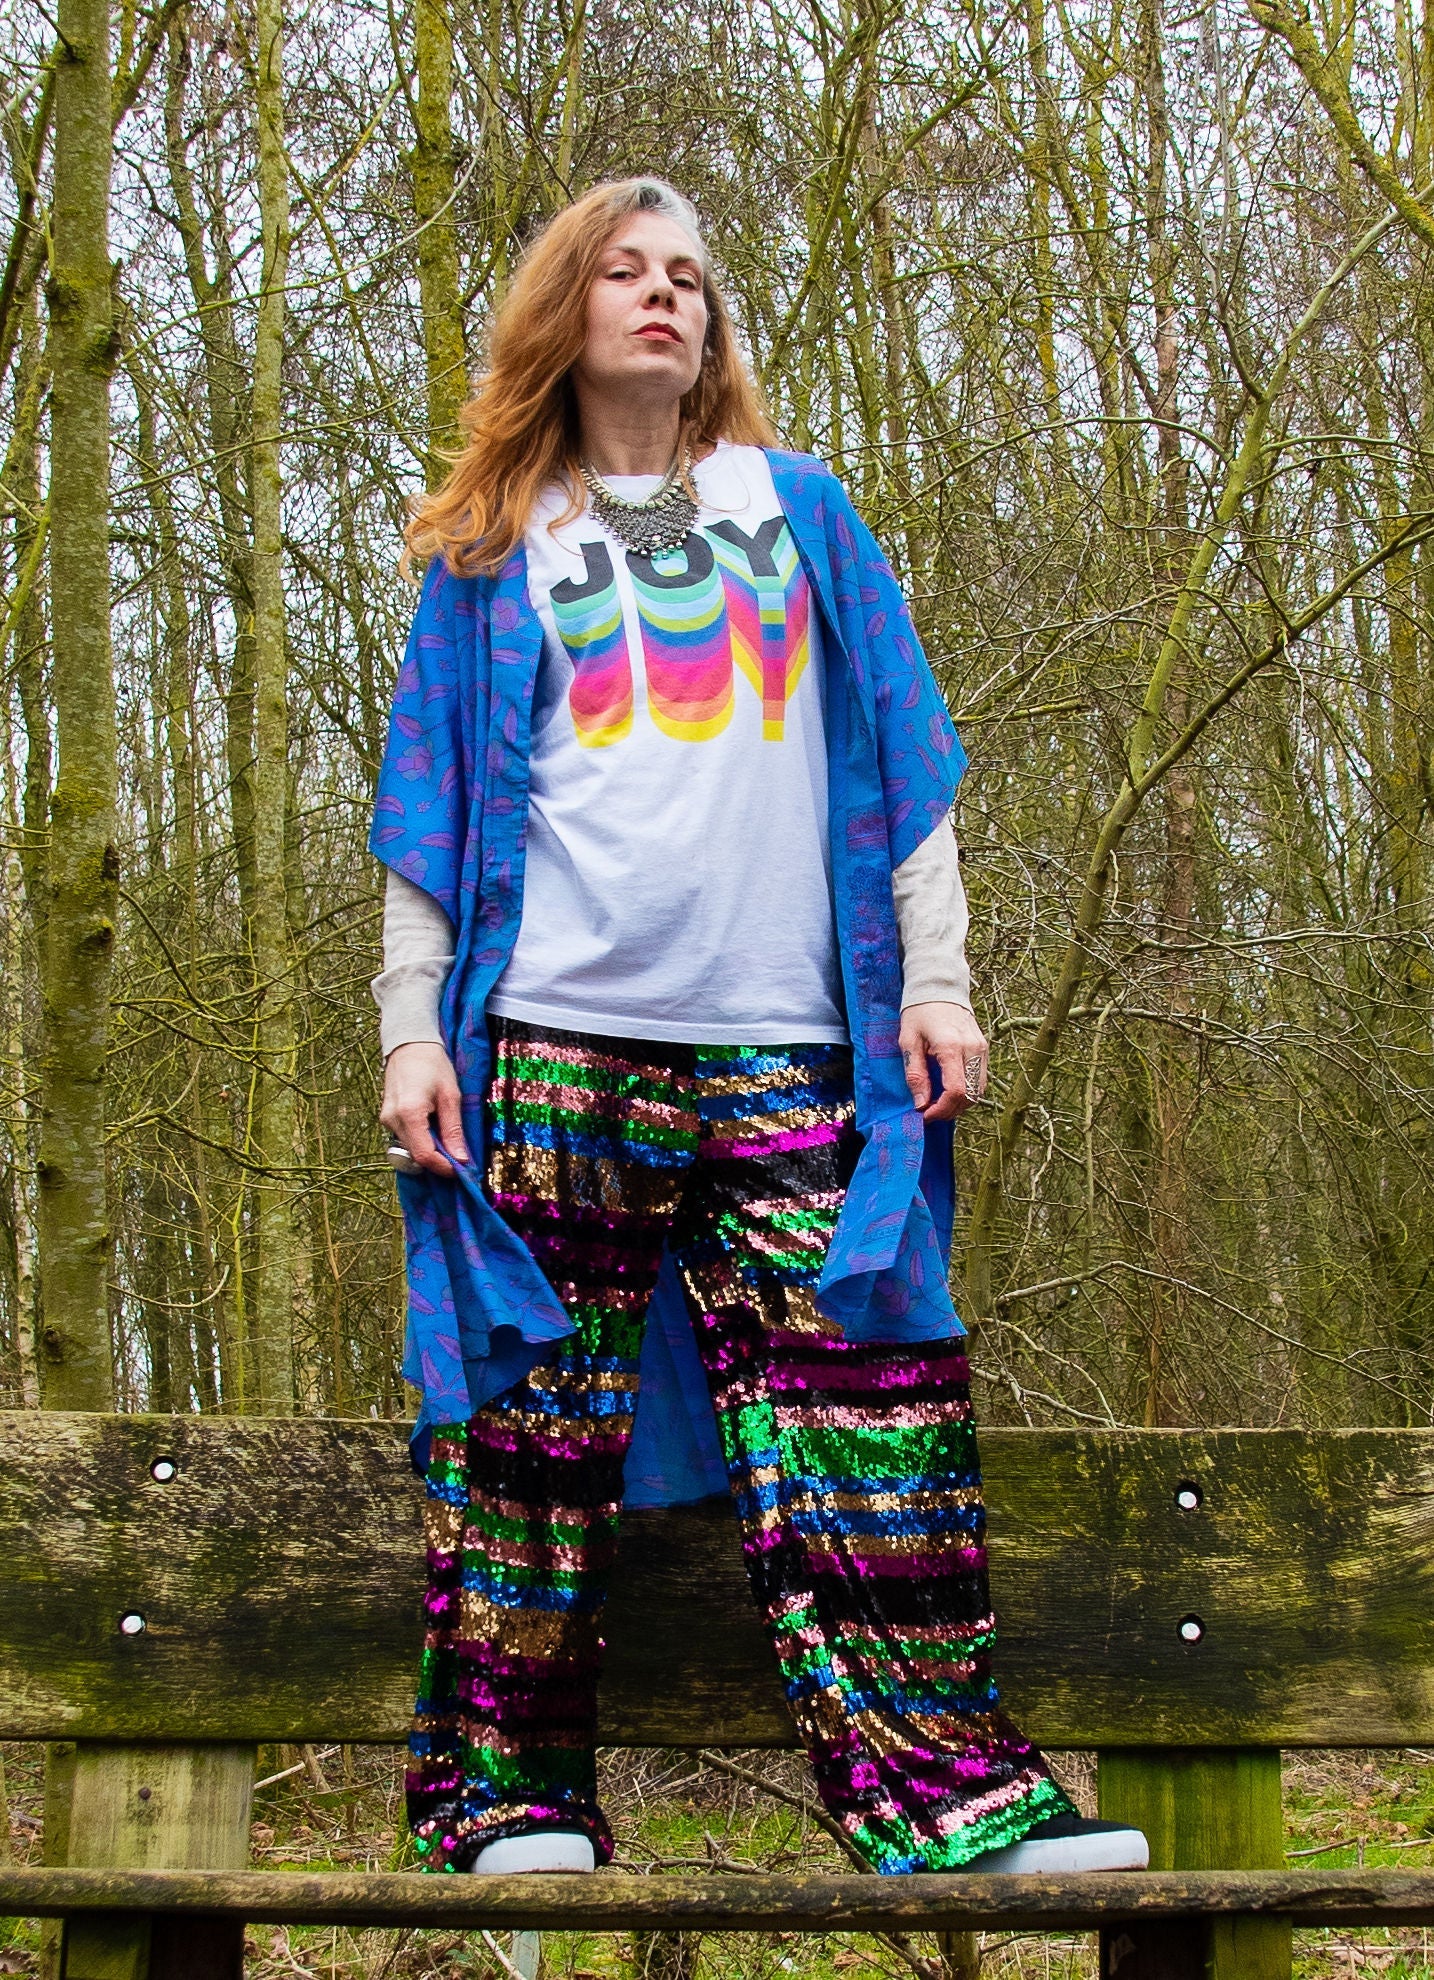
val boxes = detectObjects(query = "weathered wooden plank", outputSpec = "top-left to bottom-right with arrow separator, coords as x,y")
0,1867 -> 1433,1932
1098,1750 -> 1289,1980
1,1416 -> 1432,1745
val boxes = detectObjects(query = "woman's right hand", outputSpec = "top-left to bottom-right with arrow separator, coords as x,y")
380,1041 -> 469,1177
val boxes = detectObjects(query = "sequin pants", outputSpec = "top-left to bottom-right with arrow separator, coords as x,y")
407,1017 -> 1072,1873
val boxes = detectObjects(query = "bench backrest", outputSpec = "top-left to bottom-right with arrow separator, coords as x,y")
3,1414 -> 1432,1749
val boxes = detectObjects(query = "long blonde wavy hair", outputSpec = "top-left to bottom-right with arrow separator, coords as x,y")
404,179 -> 778,578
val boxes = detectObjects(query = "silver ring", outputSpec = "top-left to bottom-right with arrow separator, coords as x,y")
963,1056 -> 983,1094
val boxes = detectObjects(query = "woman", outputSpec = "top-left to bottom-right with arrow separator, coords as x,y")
371,178 -> 1147,1880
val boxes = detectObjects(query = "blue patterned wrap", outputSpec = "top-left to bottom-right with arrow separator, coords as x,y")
369,451 -> 969,1495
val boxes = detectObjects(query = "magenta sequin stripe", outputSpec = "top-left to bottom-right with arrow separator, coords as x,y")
405,1017 -> 1071,1873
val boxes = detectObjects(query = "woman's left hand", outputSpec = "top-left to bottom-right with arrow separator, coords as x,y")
899,1002 -> 989,1121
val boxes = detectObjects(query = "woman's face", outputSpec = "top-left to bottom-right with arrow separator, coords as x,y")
574,211 -> 709,411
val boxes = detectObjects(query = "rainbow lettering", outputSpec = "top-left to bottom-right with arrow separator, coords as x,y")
551,518 -> 814,748
709,517 -> 810,741
552,541 -> 632,747
627,534 -> 734,742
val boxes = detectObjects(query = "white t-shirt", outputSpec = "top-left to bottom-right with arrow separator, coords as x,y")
487,442 -> 846,1044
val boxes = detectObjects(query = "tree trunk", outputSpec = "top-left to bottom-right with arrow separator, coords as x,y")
248,0 -> 296,1412
411,0 -> 466,481
2,289 -> 45,1410
39,0 -> 118,1410
162,21 -> 258,934
1141,0 -> 1195,1425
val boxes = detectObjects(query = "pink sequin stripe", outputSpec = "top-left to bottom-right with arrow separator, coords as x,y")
495,1036 -> 689,1085
700,1118 -> 847,1159
742,1190 -> 846,1217
465,1413 -> 628,1462
739,1223 -> 830,1261
767,1347 -> 971,1395
930,1772 -> 1054,1836
497,1225 -> 666,1285
779,1612 -> 998,1649
489,1190 -> 652,1233
801,1545 -> 988,1579
465,1485 -> 625,1526
773,1398 -> 975,1431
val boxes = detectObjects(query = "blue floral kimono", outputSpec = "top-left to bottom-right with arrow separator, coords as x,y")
370,450 -> 969,1502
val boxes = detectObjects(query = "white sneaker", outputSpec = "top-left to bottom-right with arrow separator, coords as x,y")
970,1815 -> 1149,1874
472,1832 -> 596,1875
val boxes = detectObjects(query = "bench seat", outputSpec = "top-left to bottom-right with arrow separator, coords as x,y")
2,1865 -> 1434,1932
4,1412 -> 1433,1978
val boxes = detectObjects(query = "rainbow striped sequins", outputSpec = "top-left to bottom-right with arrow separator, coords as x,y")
406,1019 -> 1071,1872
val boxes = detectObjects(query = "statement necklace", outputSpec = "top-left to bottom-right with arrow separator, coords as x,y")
579,443 -> 697,556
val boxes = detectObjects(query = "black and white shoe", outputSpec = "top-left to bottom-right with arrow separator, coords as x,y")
968,1814 -> 1149,1874
471,1831 -> 596,1874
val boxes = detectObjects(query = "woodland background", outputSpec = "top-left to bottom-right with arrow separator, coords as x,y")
2,0 -> 1433,1436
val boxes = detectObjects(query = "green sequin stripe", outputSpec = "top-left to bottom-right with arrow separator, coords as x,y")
867,1624 -> 998,1666
718,1401 -> 977,1476
733,1242 -> 825,1276
773,1421 -> 980,1481
494,1048 -> 684,1108
766,1205 -> 843,1233
550,1303 -> 646,1362
447,1738 -> 596,1795
459,1504 -> 596,1552
712,1205 -> 837,1275
779,1634 -> 997,1697
847,1775 -> 1071,1873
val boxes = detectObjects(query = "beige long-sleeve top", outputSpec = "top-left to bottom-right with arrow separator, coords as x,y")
372,824 -> 972,1059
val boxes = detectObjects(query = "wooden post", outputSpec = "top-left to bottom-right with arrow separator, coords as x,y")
41,1745 -> 78,1980
937,1929 -> 980,1980
1097,1749 -> 1290,1980
59,1744 -> 255,1980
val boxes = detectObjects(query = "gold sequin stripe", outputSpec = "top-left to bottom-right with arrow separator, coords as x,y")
485,1145 -> 682,1209
692,1062 -> 850,1098
778,1639 -> 993,1692
773,1482 -> 986,1516
452,1596 -> 604,1660
701,1101 -> 851,1142
480,1398 -> 636,1442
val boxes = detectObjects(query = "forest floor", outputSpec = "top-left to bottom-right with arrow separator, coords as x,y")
1,1744 -> 1431,1978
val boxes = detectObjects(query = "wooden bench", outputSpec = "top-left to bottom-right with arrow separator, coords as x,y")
2,1413 -> 1433,1980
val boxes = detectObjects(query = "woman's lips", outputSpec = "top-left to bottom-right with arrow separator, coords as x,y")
636,324 -> 681,343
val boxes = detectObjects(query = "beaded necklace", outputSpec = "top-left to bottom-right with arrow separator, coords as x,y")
578,442 -> 697,555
